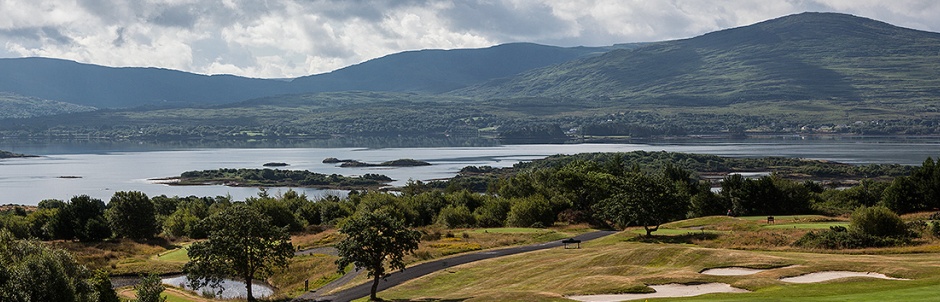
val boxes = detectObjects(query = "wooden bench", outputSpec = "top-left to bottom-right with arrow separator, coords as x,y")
562,238 -> 581,249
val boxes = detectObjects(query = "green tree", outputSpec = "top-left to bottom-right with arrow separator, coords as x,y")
184,204 -> 293,301
335,211 -> 421,301
70,195 -> 110,241
436,204 -> 475,228
106,191 -> 157,239
90,269 -> 120,302
0,229 -> 94,301
506,195 -> 555,228
473,197 -> 510,227
595,173 -> 688,236
247,196 -> 304,232
134,273 -> 166,302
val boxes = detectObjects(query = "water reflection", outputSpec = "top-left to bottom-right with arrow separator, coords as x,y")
162,275 -> 273,299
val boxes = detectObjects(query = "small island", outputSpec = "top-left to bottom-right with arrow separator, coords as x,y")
158,168 -> 393,190
262,162 -> 289,167
323,158 -> 431,167
0,150 -> 37,159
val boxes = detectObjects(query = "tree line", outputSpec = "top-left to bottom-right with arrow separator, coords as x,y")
2,152 -> 936,243
3,151 -> 939,301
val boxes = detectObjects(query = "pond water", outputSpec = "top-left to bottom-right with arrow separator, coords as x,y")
161,275 -> 273,299
1,137 -> 937,205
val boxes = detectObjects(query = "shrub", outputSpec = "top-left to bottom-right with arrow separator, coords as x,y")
473,197 -> 510,227
794,226 -> 902,249
795,207 -> 914,249
506,196 -> 555,228
436,205 -> 475,228
421,230 -> 442,241
851,206 -> 909,238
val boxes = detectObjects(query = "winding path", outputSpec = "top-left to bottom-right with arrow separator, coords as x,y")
295,230 -> 616,302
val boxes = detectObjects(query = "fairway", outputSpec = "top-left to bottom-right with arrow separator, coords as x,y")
157,244 -> 191,262
469,227 -> 547,234
372,228 -> 940,302
762,222 -> 850,229
672,278 -> 940,302
629,228 -> 725,236
736,215 -> 830,221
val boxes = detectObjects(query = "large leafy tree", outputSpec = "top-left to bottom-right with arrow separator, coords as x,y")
71,195 -> 111,241
0,229 -> 95,302
106,191 -> 157,239
595,172 -> 688,236
336,211 -> 421,301
183,204 -> 293,301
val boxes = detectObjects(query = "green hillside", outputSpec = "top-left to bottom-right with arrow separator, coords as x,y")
452,12 -> 940,106
2,13 -> 939,143
0,92 -> 96,118
288,43 -> 634,93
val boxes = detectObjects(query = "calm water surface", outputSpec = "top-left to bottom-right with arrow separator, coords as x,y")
162,275 -> 273,299
1,138 -> 937,205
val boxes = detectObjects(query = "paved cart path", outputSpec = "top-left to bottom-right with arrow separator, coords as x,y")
296,230 -> 617,302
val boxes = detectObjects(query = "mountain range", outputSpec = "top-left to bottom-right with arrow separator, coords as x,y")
1,12 -> 938,140
0,43 -> 624,111
452,12 -> 940,105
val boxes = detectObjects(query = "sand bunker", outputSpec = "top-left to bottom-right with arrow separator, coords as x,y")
567,283 -> 748,302
700,267 -> 769,276
780,271 -> 907,283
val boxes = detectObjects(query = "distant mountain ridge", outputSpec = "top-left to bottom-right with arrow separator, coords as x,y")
288,42 -> 629,93
0,57 -> 291,108
452,12 -> 940,105
0,43 -> 626,110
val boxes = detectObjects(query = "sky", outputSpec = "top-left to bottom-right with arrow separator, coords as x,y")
1,0 -> 939,79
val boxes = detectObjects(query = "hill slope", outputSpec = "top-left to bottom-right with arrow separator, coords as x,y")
0,57 -> 291,108
0,92 -> 96,119
0,43 -> 625,109
452,12 -> 940,105
288,43 -> 627,93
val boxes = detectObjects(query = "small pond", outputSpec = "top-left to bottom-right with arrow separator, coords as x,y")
162,275 -> 274,299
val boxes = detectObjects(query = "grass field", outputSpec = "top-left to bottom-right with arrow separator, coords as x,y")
762,222 -> 850,229
364,216 -> 940,302
54,238 -> 190,275
469,227 -> 550,234
156,244 -> 191,262
118,287 -> 209,302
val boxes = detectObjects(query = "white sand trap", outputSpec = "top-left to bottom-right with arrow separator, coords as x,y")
780,271 -> 908,283
568,283 -> 749,302
701,267 -> 769,276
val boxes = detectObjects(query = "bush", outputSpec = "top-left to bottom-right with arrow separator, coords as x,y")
794,207 -> 912,249
436,205 -> 475,228
794,226 -> 903,249
851,206 -> 909,238
472,198 -> 510,227
506,196 -> 555,228
135,273 -> 166,302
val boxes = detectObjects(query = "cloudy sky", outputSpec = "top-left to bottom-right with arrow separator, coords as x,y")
1,0 -> 938,79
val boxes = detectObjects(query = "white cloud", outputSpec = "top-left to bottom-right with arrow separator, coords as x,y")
0,0 -> 938,78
